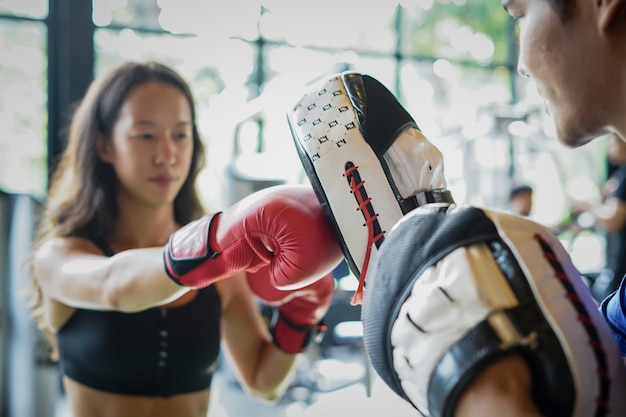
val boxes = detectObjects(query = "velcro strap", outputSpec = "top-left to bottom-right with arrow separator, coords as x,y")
399,189 -> 455,214
169,213 -> 220,260
164,213 -> 220,284
427,301 -> 571,417
270,311 -> 326,354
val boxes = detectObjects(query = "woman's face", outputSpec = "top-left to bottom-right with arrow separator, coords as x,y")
98,81 -> 194,207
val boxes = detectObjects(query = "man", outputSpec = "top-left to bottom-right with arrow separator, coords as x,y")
288,1 -> 626,416
462,0 -> 626,415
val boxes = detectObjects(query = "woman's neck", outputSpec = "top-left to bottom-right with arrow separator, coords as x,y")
109,195 -> 179,250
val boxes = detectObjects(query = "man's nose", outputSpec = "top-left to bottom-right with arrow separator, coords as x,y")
517,57 -> 529,78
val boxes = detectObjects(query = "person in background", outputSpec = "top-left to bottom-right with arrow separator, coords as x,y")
508,183 -> 534,217
26,60 -> 342,417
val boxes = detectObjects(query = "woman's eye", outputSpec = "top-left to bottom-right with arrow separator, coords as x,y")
174,132 -> 190,140
134,133 -> 154,140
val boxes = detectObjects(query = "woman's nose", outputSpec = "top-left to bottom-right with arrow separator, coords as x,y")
154,136 -> 176,166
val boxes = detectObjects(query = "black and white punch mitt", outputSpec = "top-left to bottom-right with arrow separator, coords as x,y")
361,205 -> 626,417
287,71 -> 454,304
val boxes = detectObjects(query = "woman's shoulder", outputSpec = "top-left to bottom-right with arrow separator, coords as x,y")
35,236 -> 105,264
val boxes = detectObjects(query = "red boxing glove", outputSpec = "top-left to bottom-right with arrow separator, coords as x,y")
163,184 -> 343,289
248,270 -> 335,353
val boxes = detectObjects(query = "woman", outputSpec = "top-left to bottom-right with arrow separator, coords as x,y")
27,61 -> 337,417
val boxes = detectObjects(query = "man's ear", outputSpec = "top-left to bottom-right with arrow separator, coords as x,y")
96,134 -> 114,163
598,0 -> 625,32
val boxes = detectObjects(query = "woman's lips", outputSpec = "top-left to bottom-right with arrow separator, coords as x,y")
150,176 -> 176,187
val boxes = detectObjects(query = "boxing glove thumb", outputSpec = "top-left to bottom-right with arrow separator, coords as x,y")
223,185 -> 343,290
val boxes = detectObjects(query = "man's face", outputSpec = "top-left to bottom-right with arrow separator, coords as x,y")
502,0 -> 613,147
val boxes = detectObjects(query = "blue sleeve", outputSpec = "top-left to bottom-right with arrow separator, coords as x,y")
600,276 -> 626,355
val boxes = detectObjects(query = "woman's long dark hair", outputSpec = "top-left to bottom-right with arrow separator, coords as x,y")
27,61 -> 207,349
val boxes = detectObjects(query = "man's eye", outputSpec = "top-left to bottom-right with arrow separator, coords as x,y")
134,133 -> 153,140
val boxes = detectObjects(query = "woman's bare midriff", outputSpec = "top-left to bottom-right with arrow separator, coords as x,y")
63,377 -> 211,417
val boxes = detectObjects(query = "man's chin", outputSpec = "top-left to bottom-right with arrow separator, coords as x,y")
547,109 -> 602,148
556,125 -> 603,148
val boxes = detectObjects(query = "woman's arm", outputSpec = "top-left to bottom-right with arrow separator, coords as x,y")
217,273 -> 297,403
34,236 -> 189,312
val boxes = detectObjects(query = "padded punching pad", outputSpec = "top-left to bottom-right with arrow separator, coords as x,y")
287,72 -> 453,297
362,205 -> 626,417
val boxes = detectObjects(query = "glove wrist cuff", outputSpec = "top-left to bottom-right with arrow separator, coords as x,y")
270,311 -> 326,354
163,213 -> 220,287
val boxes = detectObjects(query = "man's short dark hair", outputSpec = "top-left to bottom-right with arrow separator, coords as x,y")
509,184 -> 533,200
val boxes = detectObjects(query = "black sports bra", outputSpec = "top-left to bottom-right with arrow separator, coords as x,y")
56,238 -> 222,397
